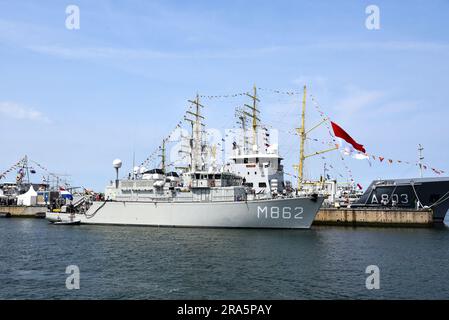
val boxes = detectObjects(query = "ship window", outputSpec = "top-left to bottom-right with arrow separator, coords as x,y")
255,171 -> 257,175
259,182 -> 267,188
256,158 -> 259,163
195,174 -> 200,179
246,183 -> 253,188
215,174 -> 221,179
244,158 -> 248,164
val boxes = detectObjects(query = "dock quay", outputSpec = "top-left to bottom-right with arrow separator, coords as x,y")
314,208 -> 435,227
0,205 -> 47,218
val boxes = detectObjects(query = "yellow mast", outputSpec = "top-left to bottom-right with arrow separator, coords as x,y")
294,85 -> 338,190
298,85 -> 306,189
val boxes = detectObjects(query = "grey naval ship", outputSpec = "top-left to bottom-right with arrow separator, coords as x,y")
46,87 -> 324,228
352,177 -> 449,224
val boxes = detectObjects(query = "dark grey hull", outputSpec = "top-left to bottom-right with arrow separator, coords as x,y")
353,177 -> 449,224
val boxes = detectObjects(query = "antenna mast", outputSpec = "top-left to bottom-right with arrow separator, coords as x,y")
418,144 -> 424,178
161,139 -> 166,174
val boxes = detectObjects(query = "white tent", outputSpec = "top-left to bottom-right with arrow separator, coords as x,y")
17,185 -> 38,206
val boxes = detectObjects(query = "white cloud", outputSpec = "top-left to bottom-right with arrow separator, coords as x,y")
0,101 -> 50,123
26,44 -> 284,61
334,88 -> 385,114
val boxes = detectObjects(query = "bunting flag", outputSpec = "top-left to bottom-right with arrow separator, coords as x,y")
0,157 -> 26,180
199,91 -> 249,99
308,95 -> 446,176
139,107 -> 191,169
257,88 -> 300,96
133,87 -> 447,179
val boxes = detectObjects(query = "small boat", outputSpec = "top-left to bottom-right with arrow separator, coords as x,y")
52,219 -> 81,225
48,212 -> 81,225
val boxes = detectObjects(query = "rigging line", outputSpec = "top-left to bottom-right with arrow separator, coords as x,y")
139,102 -> 196,167
428,190 -> 449,208
199,91 -> 249,99
28,159 -> 61,179
257,87 -> 301,96
0,156 -> 27,178
410,182 -> 425,209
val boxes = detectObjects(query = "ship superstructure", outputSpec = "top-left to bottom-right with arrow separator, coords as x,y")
227,86 -> 285,196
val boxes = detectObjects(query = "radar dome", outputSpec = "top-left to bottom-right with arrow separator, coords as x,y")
112,159 -> 122,169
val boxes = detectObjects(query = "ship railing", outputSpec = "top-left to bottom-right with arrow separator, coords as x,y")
114,194 -> 244,203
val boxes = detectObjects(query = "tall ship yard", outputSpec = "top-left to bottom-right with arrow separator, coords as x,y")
2,86 -> 447,228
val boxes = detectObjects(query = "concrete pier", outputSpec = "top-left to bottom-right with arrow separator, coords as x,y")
314,208 -> 434,227
0,205 -> 47,218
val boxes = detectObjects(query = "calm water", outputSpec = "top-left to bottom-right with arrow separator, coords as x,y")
0,218 -> 448,299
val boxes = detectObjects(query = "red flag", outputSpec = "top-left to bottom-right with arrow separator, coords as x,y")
331,121 -> 366,153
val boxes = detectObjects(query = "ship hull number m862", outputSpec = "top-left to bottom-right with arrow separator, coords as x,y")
257,206 -> 303,219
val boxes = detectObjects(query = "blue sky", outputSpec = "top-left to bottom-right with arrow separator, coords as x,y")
1,0 -> 448,190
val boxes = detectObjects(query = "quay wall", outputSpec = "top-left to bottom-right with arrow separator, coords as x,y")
314,208 -> 434,227
0,206 -> 47,218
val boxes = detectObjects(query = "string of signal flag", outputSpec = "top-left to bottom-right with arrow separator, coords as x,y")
137,87 -> 446,177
